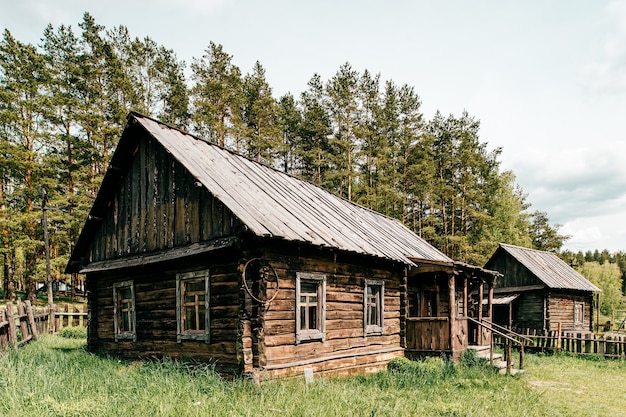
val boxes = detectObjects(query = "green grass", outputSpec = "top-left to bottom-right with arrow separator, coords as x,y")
1,337 -> 625,416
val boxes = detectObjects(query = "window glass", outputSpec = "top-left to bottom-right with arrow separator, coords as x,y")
113,281 -> 136,342
177,270 -> 209,342
296,273 -> 325,343
364,279 -> 384,335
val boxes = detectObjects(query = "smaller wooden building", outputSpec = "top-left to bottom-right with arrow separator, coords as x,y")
484,243 -> 600,333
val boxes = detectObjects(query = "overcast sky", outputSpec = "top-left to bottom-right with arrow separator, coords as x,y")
2,0 -> 626,253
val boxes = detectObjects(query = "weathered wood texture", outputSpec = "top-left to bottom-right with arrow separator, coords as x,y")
513,291 -> 545,330
496,328 -> 626,359
243,246 -> 406,379
0,301 -> 73,353
89,134 -> 241,264
87,252 -> 242,375
546,292 -> 593,332
489,251 -> 544,289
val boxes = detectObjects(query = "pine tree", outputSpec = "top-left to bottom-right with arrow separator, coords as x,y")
241,61 -> 281,165
297,74 -> 332,186
0,29 -> 48,302
190,42 -> 242,148
277,93 -> 301,173
326,63 -> 360,200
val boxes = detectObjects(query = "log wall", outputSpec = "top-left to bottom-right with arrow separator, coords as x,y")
246,246 -> 406,380
87,251 -> 242,375
546,292 -> 593,332
513,291 -> 544,330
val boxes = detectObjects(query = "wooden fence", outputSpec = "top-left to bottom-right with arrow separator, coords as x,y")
494,328 -> 626,359
0,301 -> 87,353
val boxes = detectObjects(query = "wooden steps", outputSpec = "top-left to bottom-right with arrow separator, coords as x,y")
467,345 -> 526,375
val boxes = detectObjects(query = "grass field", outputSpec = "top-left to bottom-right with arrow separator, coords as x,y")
1,335 -> 625,416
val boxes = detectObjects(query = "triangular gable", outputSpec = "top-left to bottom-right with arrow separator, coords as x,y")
488,243 -> 600,292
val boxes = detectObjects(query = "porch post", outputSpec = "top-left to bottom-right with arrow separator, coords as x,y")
487,279 -> 494,321
463,276 -> 468,317
448,272 -> 457,358
478,279 -> 484,345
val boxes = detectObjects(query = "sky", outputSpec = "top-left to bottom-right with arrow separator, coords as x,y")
2,0 -> 626,253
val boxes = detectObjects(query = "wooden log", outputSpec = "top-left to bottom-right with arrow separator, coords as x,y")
6,302 -> 17,348
63,303 -> 69,328
54,304 -> 60,333
72,305 -> 80,327
17,300 -> 30,342
25,300 -> 39,341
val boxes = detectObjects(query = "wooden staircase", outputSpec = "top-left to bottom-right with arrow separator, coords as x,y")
468,345 -> 524,375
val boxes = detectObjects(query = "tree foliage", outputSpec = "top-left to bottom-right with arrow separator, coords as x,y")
577,261 -> 623,315
1,14 -> 603,299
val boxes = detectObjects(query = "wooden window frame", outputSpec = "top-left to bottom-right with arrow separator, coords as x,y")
176,270 -> 210,343
295,272 -> 326,344
364,279 -> 384,335
574,302 -> 584,325
113,280 -> 136,342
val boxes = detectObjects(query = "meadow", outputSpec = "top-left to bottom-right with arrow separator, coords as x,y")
1,333 -> 625,417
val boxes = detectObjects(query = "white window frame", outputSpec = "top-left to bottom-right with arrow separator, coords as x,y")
364,279 -> 384,335
176,270 -> 210,343
295,272 -> 326,344
574,302 -> 584,325
113,280 -> 136,342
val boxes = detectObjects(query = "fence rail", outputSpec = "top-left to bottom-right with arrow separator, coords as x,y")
0,301 -> 87,353
494,327 -> 626,359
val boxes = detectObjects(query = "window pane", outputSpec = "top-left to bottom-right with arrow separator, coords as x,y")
300,305 -> 307,330
120,288 -> 132,300
308,305 -> 317,329
301,282 -> 318,295
186,306 -> 197,330
197,309 -> 206,331
186,280 -> 205,293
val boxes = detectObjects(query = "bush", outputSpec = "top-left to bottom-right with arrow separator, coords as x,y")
58,326 -> 87,339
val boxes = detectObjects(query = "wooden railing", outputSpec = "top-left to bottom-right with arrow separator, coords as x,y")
467,317 -> 530,374
406,317 -> 450,352
0,301 -> 87,353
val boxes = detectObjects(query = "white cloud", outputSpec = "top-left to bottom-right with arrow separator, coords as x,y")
155,0 -> 233,15
579,0 -> 626,94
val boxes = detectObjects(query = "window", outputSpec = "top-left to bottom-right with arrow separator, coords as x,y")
296,273 -> 326,343
364,279 -> 384,335
113,281 -> 136,342
177,270 -> 210,343
574,302 -> 584,325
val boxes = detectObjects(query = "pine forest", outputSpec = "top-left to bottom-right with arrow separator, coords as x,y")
0,13 -> 623,304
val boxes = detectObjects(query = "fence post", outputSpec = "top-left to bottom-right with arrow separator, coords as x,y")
72,305 -> 79,327
17,300 -> 30,343
63,303 -> 69,329
506,339 -> 512,375
556,323 -> 562,352
49,304 -> 56,334
25,300 -> 39,341
6,302 -> 17,348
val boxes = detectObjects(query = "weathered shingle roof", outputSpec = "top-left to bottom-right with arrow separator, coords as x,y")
113,114 -> 452,266
497,243 -> 600,292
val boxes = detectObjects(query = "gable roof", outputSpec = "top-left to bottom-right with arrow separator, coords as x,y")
492,243 -> 600,292
68,113 -> 452,271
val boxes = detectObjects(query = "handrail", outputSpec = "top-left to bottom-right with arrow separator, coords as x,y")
482,319 -> 534,345
467,317 -> 526,373
466,317 -> 524,347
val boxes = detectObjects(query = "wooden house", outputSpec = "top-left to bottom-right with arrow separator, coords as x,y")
66,113 -> 497,379
484,243 -> 600,333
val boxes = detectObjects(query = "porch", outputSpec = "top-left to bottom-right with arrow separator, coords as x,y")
404,260 -> 498,359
